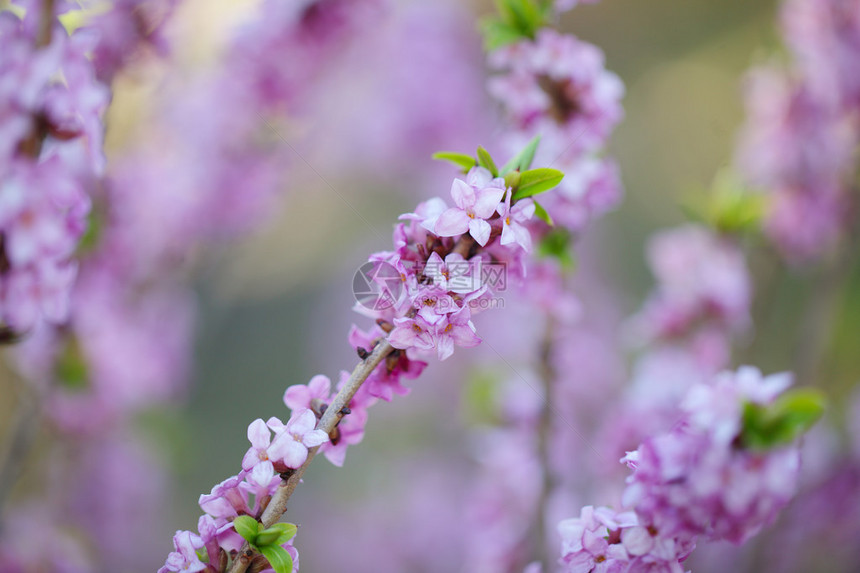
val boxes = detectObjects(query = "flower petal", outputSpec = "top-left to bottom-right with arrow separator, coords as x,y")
434,208 -> 470,237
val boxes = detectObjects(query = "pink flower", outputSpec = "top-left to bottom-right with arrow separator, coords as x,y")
388,314 -> 438,353
434,306 -> 481,361
497,190 -> 535,251
423,251 -> 479,293
284,374 -> 332,411
159,530 -> 205,573
268,409 -> 329,469
434,168 -> 507,246
241,418 -> 279,474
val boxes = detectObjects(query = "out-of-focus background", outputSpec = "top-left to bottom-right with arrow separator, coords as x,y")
4,0 -> 859,571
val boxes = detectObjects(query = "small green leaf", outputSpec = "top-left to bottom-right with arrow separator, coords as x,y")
55,335 -> 90,392
480,18 -> 527,51
513,168 -> 564,200
233,516 -> 261,544
740,388 -> 826,450
771,389 -> 827,434
680,169 -> 768,234
477,146 -> 498,177
537,227 -> 574,269
499,136 -> 540,175
532,199 -> 553,226
255,523 -> 298,547
259,544 -> 294,573
432,151 -> 477,173
504,171 -> 521,189
463,370 -> 502,426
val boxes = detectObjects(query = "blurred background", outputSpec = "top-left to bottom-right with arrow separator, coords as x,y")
4,0 -> 859,571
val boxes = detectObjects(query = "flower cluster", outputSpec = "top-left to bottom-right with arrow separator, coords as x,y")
626,224 -> 751,364
488,27 -> 624,231
0,10 -> 108,335
736,0 -> 860,261
160,147 -> 565,572
557,367 -> 817,571
370,163 -> 546,362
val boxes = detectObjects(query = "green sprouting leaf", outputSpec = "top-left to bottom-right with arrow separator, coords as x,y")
513,168 -> 564,200
255,523 -> 298,547
504,171 -> 521,190
532,199 -> 554,226
481,18 -> 527,51
432,151 -> 477,173
771,389 -> 827,434
491,0 -> 547,39
55,335 -> 90,392
233,516 -> 260,544
477,146 -> 498,177
501,0 -> 540,31
76,207 -> 103,255
499,136 -> 541,175
680,169 -> 768,234
740,389 -> 826,450
537,227 -> 574,269
259,544 -> 294,573
463,370 -> 502,426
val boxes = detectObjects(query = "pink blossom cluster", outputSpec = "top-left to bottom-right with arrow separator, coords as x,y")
627,225 -> 751,364
736,0 -> 860,261
488,27 -> 625,231
161,153 -> 565,571
373,165 -> 542,361
0,10 -> 107,334
557,367 -> 803,572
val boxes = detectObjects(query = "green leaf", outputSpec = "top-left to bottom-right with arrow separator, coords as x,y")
432,151 -> 477,173
233,516 -> 261,544
477,146 -> 498,177
680,169 -> 768,234
503,171 -> 521,189
499,136 -> 541,175
480,18 -> 527,51
740,389 -> 826,450
259,544 -> 294,573
513,168 -> 564,200
76,207 -> 103,255
491,0 -> 546,40
255,523 -> 298,547
532,199 -> 553,226
537,227 -> 574,269
463,370 -> 502,426
55,335 -> 89,392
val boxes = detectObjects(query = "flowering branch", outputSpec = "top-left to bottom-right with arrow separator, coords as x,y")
226,340 -> 395,573
160,142 -> 566,573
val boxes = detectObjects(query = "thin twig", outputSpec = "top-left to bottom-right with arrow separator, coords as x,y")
533,317 -> 557,573
226,339 -> 395,573
0,382 -> 39,521
37,0 -> 55,48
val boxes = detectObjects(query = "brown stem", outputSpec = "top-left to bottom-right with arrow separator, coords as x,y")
36,0 -> 54,48
533,317 -> 557,573
225,339 -> 395,573
451,234 -> 478,259
0,378 -> 39,519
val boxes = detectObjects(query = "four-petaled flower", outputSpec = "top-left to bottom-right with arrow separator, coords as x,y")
434,306 -> 482,361
158,530 -> 206,573
498,189 -> 536,251
268,409 -> 330,469
434,167 -> 507,246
